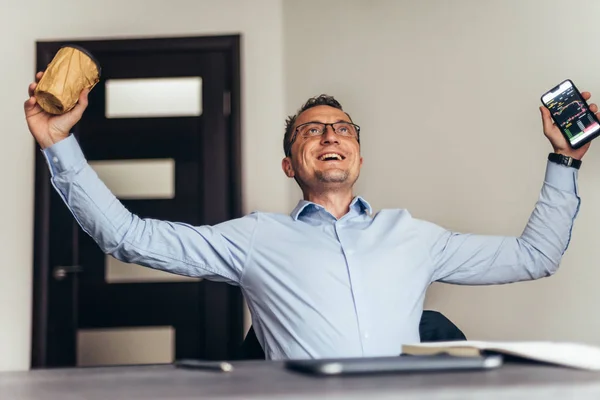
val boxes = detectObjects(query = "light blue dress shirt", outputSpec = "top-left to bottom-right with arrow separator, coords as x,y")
44,135 -> 580,360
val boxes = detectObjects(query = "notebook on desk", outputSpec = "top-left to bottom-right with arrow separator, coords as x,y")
401,341 -> 600,371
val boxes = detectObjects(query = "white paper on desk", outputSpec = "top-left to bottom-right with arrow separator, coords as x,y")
402,341 -> 600,370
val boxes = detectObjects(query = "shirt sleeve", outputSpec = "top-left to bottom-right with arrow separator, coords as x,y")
43,134 -> 257,285
419,160 -> 580,285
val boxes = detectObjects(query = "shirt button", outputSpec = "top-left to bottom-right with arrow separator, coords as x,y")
52,157 -> 59,163
364,331 -> 370,339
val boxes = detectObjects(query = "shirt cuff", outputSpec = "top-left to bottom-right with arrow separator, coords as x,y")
544,159 -> 579,194
42,134 -> 87,176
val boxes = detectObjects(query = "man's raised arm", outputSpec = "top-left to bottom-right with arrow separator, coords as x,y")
25,72 -> 255,284
421,159 -> 579,284
420,93 -> 596,285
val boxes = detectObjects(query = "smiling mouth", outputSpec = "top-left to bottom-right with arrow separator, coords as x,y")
318,153 -> 345,161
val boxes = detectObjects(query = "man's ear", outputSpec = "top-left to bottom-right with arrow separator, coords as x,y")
281,157 -> 295,178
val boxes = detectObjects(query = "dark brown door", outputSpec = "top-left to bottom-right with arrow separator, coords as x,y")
32,36 -> 243,368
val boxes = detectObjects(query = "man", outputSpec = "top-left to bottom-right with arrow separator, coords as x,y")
25,72 -> 592,360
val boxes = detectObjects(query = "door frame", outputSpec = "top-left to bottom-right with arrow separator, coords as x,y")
31,34 -> 242,368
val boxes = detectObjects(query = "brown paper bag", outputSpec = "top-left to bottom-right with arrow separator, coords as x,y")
34,45 -> 101,114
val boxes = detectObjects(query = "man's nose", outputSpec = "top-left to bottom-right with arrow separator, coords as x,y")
320,125 -> 339,145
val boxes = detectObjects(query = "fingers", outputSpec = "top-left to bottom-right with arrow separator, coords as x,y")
28,82 -> 37,98
28,71 -> 43,98
590,103 -> 598,114
23,96 -> 36,112
23,96 -> 42,117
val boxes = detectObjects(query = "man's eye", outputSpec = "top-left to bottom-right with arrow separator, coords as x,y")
308,128 -> 321,134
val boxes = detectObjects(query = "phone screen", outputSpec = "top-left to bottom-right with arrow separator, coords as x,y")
541,80 -> 600,147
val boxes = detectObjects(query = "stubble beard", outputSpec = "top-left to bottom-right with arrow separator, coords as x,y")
315,169 -> 350,183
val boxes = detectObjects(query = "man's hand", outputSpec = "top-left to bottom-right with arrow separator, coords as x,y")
540,91 -> 597,160
24,71 -> 89,149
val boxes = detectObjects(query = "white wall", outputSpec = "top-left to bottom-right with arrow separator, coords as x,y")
284,0 -> 600,344
0,0 -> 287,372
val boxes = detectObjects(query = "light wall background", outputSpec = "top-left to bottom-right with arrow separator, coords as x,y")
2,0 -> 600,371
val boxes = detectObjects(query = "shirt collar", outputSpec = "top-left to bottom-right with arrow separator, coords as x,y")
290,196 -> 373,221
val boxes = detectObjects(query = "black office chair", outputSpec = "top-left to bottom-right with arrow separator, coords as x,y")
235,310 -> 465,360
418,310 -> 466,342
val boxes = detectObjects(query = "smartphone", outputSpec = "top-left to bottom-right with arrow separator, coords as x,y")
541,79 -> 600,149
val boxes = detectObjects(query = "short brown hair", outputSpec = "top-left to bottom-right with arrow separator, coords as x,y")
283,94 -> 353,157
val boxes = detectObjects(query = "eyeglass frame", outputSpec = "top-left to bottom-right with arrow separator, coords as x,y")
285,121 -> 361,157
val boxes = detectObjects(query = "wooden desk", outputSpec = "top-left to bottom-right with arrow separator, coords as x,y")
2,360 -> 600,399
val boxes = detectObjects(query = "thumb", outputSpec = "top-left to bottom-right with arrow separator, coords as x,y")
70,88 -> 90,119
55,89 -> 90,135
24,96 -> 40,116
539,106 -> 555,134
62,89 -> 90,129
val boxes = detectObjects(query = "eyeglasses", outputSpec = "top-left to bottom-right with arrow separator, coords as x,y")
286,121 -> 361,156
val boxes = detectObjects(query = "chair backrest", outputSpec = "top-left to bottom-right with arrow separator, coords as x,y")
235,310 -> 466,360
419,310 -> 466,342
235,325 -> 266,360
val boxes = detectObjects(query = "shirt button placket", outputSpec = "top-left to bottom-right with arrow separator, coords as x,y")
335,220 -> 366,354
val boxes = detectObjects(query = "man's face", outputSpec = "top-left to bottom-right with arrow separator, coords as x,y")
282,105 -> 363,192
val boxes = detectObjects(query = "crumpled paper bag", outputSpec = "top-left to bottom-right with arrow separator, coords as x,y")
34,45 -> 101,114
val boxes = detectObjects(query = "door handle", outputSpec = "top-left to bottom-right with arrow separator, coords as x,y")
53,265 -> 84,281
